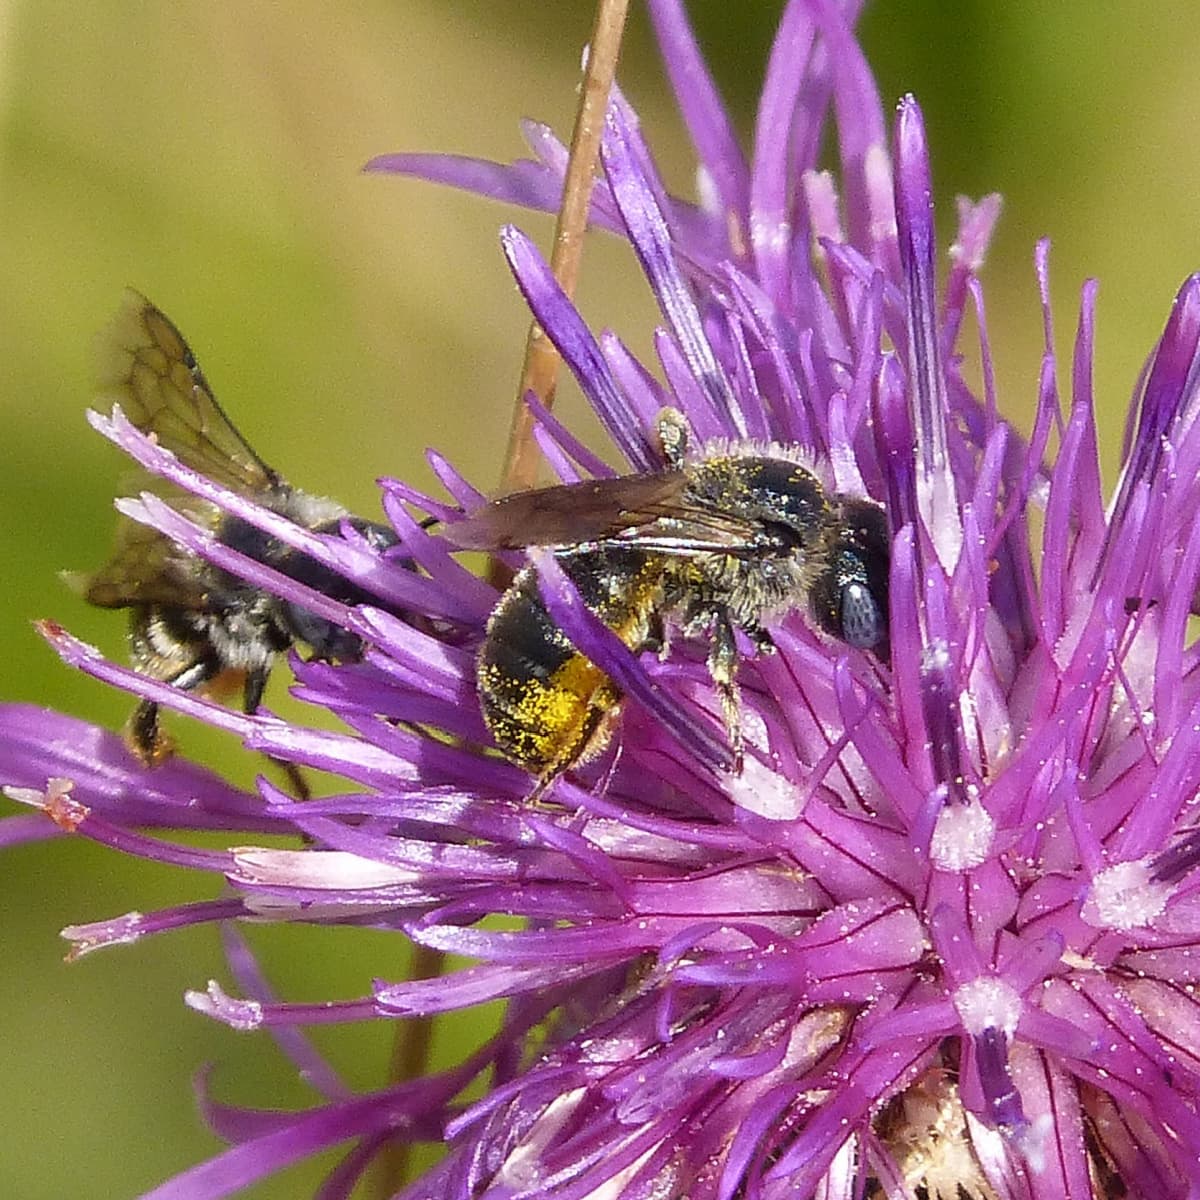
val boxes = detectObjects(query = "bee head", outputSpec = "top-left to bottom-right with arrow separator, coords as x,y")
810,497 -> 890,658
276,518 -> 400,662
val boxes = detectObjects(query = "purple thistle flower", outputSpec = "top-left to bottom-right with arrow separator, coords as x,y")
6,2 -> 1200,1197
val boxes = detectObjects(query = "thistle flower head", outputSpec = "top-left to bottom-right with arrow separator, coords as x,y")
6,3 -> 1200,1198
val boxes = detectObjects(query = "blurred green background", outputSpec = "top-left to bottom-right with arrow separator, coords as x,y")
4,2 -> 1200,1196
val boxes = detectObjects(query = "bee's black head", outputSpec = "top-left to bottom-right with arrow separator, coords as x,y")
276,518 -> 400,661
810,497 -> 890,658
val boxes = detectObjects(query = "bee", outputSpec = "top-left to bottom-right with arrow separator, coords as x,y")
76,290 -> 398,768
452,408 -> 890,786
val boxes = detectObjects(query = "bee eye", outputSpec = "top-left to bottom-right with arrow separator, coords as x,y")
839,580 -> 884,649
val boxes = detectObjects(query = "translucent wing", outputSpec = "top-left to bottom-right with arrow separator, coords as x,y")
448,473 -> 686,549
95,290 -> 280,495
447,471 -> 777,555
71,499 -> 215,611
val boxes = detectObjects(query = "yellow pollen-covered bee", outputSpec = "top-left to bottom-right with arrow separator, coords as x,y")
450,409 -> 890,787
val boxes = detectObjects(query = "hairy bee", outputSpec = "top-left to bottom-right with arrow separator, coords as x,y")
77,291 -> 398,766
452,409 -> 890,785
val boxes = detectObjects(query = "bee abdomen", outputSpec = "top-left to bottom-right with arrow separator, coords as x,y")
476,550 -> 661,778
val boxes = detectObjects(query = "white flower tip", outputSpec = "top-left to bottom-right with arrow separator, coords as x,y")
1012,1112 -> 1053,1175
230,847 -> 418,889
802,169 -> 843,245
61,911 -> 146,959
695,164 -> 720,218
113,495 -> 151,522
4,776 -> 88,831
84,405 -> 116,435
953,977 -> 1021,1038
930,799 -> 994,871
748,213 -> 791,256
1082,858 -> 1172,931
185,980 -> 263,1031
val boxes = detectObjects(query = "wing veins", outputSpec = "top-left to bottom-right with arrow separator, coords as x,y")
94,289 -> 280,496
448,471 -> 769,554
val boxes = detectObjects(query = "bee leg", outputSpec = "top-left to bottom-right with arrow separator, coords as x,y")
743,621 -> 775,656
274,760 -> 312,802
128,699 -> 167,765
242,664 -> 269,716
706,612 -> 744,774
642,610 -> 670,661
127,656 -> 218,766
526,768 -> 564,806
242,666 -> 311,801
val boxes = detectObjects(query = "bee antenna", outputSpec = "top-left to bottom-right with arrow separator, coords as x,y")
655,407 -> 690,468
593,733 -> 625,801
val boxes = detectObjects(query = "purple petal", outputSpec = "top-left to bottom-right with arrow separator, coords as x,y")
499,225 -> 657,471
646,0 -> 749,230
600,103 -> 737,431
893,96 -> 961,570
0,703 -> 274,831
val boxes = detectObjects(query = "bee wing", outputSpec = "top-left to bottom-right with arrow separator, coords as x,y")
96,290 -> 280,495
71,498 -> 216,611
446,472 -> 691,550
447,471 -> 775,554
